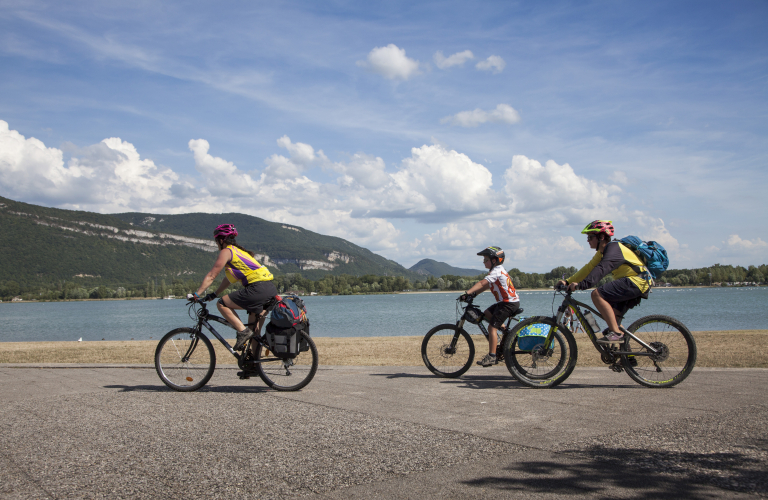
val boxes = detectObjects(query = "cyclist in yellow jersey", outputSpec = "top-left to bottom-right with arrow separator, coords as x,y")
193,224 -> 278,351
557,220 -> 650,344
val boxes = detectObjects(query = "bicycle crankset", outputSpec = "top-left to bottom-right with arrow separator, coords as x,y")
600,351 -> 616,364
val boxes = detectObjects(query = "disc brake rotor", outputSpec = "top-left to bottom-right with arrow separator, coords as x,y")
649,341 -> 669,363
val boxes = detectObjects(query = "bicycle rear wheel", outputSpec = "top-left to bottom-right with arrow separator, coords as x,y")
622,315 -> 697,388
155,328 -> 216,392
255,331 -> 318,391
421,324 -> 475,378
502,317 -> 577,388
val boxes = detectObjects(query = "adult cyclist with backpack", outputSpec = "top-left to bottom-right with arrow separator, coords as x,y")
192,224 -> 278,351
557,220 -> 650,344
460,247 -> 521,367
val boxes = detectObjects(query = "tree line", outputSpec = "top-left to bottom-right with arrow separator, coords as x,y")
1,263 -> 764,301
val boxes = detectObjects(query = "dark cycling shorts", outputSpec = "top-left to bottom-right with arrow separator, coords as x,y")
227,281 -> 278,315
485,301 -> 521,329
597,278 -> 645,317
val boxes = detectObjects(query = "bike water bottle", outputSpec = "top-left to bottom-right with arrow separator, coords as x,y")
582,311 -> 600,333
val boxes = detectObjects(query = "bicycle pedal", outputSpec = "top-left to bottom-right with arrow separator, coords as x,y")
237,371 -> 252,379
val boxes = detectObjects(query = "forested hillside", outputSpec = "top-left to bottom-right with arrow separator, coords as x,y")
110,211 -> 413,279
0,196 -> 418,296
0,196 -> 764,301
409,258 -> 483,277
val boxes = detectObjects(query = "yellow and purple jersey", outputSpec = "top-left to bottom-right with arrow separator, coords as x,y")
224,245 -> 273,286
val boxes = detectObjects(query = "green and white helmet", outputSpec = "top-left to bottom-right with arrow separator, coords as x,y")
477,246 -> 505,265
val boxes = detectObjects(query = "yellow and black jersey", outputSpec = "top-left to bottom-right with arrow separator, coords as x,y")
566,241 -> 650,293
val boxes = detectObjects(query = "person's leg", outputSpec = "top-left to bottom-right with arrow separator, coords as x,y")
219,295 -> 246,331
591,288 -> 620,333
488,325 -> 498,355
592,279 -> 643,343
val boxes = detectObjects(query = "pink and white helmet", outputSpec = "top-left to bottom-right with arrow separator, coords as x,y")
213,224 -> 238,239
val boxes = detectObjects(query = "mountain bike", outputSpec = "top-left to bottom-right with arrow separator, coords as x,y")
154,298 -> 318,392
421,296 -> 524,377
501,286 -> 697,388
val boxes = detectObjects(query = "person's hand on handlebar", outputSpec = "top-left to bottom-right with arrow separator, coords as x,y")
459,292 -> 477,302
556,280 -> 579,292
187,292 -> 216,303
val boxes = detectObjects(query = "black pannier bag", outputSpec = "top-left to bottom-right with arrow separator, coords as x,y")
264,294 -> 310,359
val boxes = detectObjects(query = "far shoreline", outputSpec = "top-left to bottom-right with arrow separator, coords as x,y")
1,285 -> 763,304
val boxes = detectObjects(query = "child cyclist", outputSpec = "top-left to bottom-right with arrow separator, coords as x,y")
192,224 -> 278,351
459,246 -> 521,367
557,220 -> 650,343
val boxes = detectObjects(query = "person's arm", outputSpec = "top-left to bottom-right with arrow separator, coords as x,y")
195,248 -> 231,297
574,242 -> 625,290
465,279 -> 491,296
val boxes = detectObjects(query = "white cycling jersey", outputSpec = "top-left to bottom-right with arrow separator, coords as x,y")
484,265 -> 519,303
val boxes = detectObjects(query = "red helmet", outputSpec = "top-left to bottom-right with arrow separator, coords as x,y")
213,224 -> 238,239
581,220 -> 614,237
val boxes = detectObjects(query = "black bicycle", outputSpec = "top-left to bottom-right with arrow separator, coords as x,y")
502,286 -> 697,388
155,298 -> 318,392
421,296 -> 524,378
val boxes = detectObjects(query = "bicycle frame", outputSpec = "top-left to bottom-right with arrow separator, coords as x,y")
551,292 -> 660,358
189,301 -> 283,365
455,297 -> 522,345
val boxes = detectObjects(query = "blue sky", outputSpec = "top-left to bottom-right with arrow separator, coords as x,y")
1,0 -> 766,272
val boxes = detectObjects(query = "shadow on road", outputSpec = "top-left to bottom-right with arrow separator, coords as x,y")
463,445 -> 767,498
369,371 -> 624,390
103,383 -> 272,394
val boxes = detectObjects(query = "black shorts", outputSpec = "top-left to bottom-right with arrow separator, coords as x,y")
227,281 -> 278,315
597,278 -> 645,317
485,301 -> 521,329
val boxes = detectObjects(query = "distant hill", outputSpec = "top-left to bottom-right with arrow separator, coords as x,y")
409,259 -> 484,277
0,196 -> 419,285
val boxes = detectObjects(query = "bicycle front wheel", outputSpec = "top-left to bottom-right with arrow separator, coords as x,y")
155,328 -> 216,392
622,315 -> 697,388
256,331 -> 318,391
502,317 -> 577,388
421,324 -> 475,378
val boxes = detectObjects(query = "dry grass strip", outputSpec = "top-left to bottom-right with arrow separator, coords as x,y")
0,330 -> 766,368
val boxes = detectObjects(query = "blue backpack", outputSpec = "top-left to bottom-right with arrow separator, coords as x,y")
269,294 -> 307,328
615,236 -> 669,280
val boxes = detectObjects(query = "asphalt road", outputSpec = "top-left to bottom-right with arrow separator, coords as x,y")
1,364 -> 766,499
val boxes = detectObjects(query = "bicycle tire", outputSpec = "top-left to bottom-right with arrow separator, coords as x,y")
622,315 -> 697,388
502,317 -> 577,388
421,324 -> 475,378
255,331 -> 318,391
155,328 -> 216,392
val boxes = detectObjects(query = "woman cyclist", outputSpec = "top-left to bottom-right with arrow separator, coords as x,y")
192,224 -> 278,351
557,220 -> 650,343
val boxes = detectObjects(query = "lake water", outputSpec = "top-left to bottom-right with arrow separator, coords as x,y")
1,287 -> 766,342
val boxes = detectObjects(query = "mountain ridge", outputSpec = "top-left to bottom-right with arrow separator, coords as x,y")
0,196 -> 420,285
409,258 -> 484,277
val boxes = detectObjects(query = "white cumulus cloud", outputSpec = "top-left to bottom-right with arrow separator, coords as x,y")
476,55 -> 506,73
433,50 -> 474,69
357,44 -> 420,80
725,235 -> 767,250
504,155 -> 621,221
0,120 -> 180,211
441,104 -> 521,128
